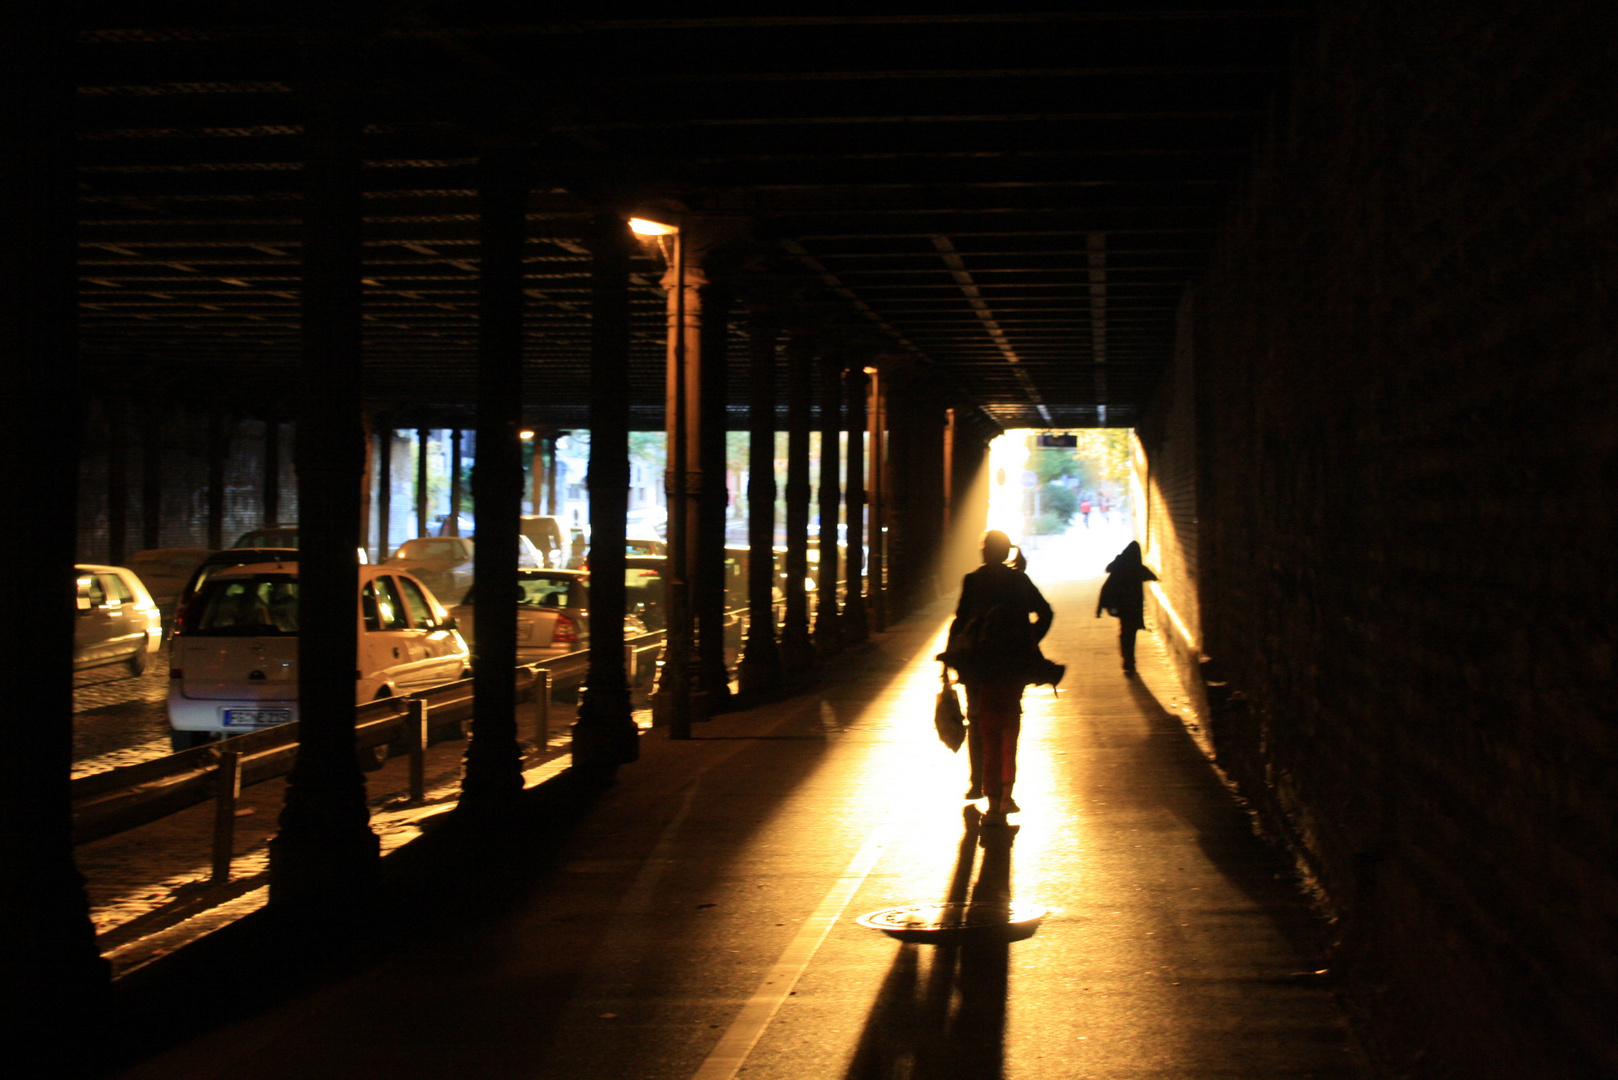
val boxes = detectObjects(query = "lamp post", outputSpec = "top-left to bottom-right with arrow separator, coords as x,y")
632,216 -> 695,739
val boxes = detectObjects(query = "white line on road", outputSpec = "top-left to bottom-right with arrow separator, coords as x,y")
689,821 -> 891,1080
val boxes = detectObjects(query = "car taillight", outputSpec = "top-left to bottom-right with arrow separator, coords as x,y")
553,614 -> 579,644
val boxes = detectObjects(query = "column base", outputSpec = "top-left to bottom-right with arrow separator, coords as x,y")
574,682 -> 639,769
736,639 -> 783,695
267,828 -> 381,913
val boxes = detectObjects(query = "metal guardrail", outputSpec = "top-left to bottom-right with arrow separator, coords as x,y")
70,631 -> 670,869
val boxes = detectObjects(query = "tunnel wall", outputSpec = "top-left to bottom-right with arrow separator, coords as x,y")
1133,293 -> 1207,730
1158,4 -> 1617,1077
77,399 -> 294,564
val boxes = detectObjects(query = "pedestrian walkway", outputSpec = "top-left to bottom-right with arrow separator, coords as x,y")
109,576 -> 1365,1079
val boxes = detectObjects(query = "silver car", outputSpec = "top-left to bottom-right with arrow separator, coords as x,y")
75,564 -> 162,676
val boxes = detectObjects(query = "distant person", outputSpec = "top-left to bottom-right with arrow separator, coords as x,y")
1099,494 -> 1111,522
1096,541 -> 1157,675
1079,496 -> 1093,527
941,530 -> 1059,825
568,532 -> 587,569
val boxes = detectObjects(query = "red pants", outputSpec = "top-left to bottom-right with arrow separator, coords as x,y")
965,682 -> 1023,798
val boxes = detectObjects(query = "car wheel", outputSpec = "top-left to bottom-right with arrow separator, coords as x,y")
127,645 -> 150,677
170,729 -> 213,752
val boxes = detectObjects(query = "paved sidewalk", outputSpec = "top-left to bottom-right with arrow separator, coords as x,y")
108,578 -> 1366,1079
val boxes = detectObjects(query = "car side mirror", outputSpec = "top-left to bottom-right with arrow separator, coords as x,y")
439,616 -> 458,630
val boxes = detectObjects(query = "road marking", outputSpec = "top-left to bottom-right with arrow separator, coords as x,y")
690,822 -> 890,1080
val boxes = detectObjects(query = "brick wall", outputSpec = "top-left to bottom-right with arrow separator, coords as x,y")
1135,291 -> 1207,729
1155,3 -> 1618,1076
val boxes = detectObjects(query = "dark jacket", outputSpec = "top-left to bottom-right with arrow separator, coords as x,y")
1096,541 -> 1157,631
943,563 -> 1054,684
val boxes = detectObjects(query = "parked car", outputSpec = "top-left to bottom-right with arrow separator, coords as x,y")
384,536 -> 475,606
75,564 -> 163,676
123,548 -> 213,623
230,524 -> 370,564
519,515 -> 568,568
626,537 -> 667,557
167,561 -> 469,750
232,523 -> 299,549
449,569 -> 646,664
170,547 -> 300,641
623,556 -> 667,629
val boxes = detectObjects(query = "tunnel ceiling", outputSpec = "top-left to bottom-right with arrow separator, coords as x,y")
74,6 -> 1305,431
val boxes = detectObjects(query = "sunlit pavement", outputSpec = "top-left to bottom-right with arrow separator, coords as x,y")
113,566 -> 1366,1079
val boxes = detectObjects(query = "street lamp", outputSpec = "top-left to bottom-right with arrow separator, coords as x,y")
629,211 -> 693,738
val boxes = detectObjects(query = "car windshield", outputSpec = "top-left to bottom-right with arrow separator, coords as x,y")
396,538 -> 466,561
187,575 -> 299,635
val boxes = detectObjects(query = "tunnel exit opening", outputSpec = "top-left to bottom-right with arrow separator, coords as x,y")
966,428 -> 1137,586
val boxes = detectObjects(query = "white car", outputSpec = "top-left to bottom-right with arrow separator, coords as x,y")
167,561 -> 469,750
449,569 -> 646,664
384,536 -> 476,606
75,564 -> 163,676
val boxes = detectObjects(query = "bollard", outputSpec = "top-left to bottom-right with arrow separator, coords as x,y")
534,667 -> 551,750
407,697 -> 429,803
625,642 -> 637,684
211,747 -> 241,885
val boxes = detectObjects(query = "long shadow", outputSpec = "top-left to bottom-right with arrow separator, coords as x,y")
1121,674 -> 1329,962
843,808 -> 1017,1080
102,623 -> 948,1075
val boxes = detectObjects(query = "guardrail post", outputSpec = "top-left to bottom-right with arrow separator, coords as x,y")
624,642 -> 637,684
212,748 -> 241,885
407,698 -> 428,803
534,668 -> 552,750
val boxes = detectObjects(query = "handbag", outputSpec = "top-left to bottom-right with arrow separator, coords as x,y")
934,664 -> 966,752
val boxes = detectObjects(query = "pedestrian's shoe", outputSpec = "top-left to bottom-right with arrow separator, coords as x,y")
1001,796 -> 1020,814
964,783 -> 984,800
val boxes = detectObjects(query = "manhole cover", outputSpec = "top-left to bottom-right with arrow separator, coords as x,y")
856,901 -> 1047,944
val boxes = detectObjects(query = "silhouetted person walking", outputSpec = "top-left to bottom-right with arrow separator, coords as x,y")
1097,540 -> 1157,674
943,530 -> 1055,825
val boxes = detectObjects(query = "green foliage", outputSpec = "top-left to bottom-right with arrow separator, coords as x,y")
1042,485 -> 1079,519
1031,511 -> 1069,535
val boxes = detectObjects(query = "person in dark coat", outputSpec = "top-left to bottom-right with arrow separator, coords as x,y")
1096,540 -> 1157,674
948,530 -> 1054,824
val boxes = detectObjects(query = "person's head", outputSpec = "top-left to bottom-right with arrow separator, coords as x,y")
982,530 -> 1012,565
1118,540 -> 1142,563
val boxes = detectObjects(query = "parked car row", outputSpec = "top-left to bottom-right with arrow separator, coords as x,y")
167,560 -> 471,751
72,528 -> 672,756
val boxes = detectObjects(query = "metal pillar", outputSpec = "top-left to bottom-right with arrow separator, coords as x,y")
415,426 -> 430,539
545,435 -> 561,518
460,148 -> 529,815
695,278 -> 733,709
778,331 -> 815,674
376,422 -> 392,560
0,15 -> 110,1067
107,400 -> 128,565
867,367 -> 887,631
652,240 -> 702,737
842,365 -> 869,643
448,428 -> 463,535
574,212 -> 639,769
268,58 -> 379,908
737,307 -> 782,694
814,356 -> 842,653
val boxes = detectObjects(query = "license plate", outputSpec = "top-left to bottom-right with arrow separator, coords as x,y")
221,708 -> 291,727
